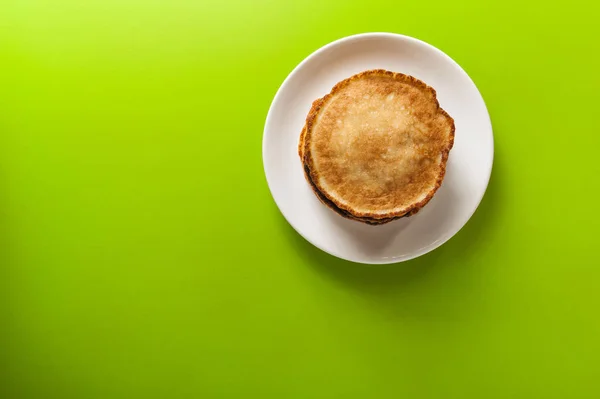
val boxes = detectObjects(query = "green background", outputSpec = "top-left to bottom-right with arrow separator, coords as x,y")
1,1 -> 600,398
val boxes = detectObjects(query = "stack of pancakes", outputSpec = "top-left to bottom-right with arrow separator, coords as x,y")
299,70 -> 455,225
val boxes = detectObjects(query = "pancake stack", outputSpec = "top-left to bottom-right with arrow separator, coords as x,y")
299,70 -> 455,225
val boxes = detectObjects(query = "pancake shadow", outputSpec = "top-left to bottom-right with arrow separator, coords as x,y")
316,178 -> 459,259
320,206 -> 413,256
280,153 -> 502,297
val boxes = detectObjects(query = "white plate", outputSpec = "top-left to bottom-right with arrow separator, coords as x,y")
263,33 -> 493,264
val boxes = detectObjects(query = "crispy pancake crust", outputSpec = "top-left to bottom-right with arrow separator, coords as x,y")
299,99 -> 392,223
300,98 -> 418,224
302,132 -> 400,224
302,69 -> 455,221
301,124 -> 403,225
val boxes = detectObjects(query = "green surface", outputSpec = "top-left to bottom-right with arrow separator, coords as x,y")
1,1 -> 600,398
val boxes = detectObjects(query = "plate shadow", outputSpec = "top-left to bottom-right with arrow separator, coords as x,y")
280,150 -> 502,299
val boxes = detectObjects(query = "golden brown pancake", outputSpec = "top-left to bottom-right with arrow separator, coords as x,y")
298,101 -> 387,223
300,124 -> 400,225
300,70 -> 454,223
300,98 -> 417,224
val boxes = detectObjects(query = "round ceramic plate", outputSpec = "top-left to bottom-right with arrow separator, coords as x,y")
263,33 -> 493,264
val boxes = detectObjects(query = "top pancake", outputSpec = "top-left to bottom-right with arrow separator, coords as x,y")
302,70 -> 455,220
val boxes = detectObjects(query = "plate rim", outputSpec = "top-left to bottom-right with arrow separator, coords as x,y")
262,32 -> 494,264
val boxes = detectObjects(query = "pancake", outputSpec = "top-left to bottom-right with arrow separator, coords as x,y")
298,99 -> 388,223
300,124 -> 400,225
300,98 -> 415,224
300,69 -> 454,222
